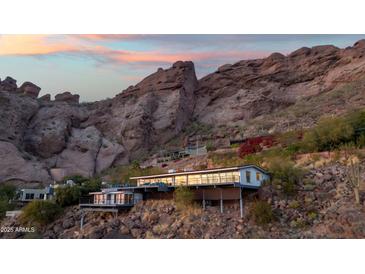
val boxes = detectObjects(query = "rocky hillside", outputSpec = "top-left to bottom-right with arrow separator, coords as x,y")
1,161 -> 364,239
1,40 -> 365,185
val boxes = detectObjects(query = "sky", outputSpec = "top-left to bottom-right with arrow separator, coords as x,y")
0,34 -> 364,102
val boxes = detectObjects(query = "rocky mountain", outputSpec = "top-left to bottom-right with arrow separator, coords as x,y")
1,40 -> 365,185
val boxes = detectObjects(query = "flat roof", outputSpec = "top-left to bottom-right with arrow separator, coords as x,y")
130,165 -> 268,180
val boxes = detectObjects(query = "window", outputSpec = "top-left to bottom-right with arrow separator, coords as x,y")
39,193 -> 45,200
256,172 -> 261,181
188,174 -> 201,185
246,171 -> 251,183
94,194 -> 104,204
175,176 -> 187,186
25,193 -> 34,200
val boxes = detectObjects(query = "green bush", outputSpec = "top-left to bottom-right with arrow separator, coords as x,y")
174,186 -> 194,210
0,199 -> 10,219
302,116 -> 354,152
267,157 -> 304,196
346,109 -> 365,132
80,178 -> 102,196
20,200 -> 62,226
0,184 -> 17,200
0,184 -> 17,219
250,200 -> 274,226
55,177 -> 102,207
55,185 -> 81,207
206,141 -> 216,152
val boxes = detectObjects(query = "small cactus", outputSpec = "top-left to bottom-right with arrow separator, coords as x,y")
346,159 -> 362,205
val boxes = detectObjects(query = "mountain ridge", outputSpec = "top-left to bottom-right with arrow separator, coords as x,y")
1,39 -> 365,185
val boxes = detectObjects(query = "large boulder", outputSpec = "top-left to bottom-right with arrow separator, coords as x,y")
55,92 -> 80,104
0,141 -> 51,184
96,138 -> 128,173
24,103 -> 87,158
0,92 -> 39,147
55,126 -> 102,177
0,76 -> 17,92
55,126 -> 127,177
17,81 -> 41,98
39,94 -> 51,102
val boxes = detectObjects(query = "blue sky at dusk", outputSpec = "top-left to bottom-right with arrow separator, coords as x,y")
0,34 -> 364,102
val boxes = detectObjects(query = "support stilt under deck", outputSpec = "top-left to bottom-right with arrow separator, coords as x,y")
202,189 -> 206,210
239,188 -> 243,218
220,188 -> 223,214
80,210 -> 85,230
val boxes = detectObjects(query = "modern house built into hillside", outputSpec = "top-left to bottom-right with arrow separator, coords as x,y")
79,165 -> 270,220
18,187 -> 54,202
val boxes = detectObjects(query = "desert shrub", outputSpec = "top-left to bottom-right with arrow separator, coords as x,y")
238,135 -> 276,158
174,186 -> 194,210
80,177 -> 102,196
55,185 -> 81,207
20,200 -> 62,226
206,141 -> 216,152
131,160 -> 140,169
183,121 -> 213,135
277,130 -> 303,147
230,143 -> 240,148
0,184 -> 17,200
267,157 -> 304,196
209,151 -> 247,167
356,133 -> 365,148
288,200 -> 300,209
250,200 -> 274,226
0,184 -> 17,219
346,109 -> 365,132
0,199 -> 11,219
307,211 -> 318,221
243,153 -> 265,166
301,116 -> 354,152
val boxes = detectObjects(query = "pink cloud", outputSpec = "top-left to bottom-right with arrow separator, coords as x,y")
0,35 -> 79,56
75,34 -> 139,40
0,34 -> 271,67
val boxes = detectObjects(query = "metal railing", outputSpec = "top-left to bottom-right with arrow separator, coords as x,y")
79,196 -> 134,206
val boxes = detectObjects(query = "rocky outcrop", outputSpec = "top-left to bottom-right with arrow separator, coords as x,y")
39,94 -> 51,102
54,126 -> 127,177
55,92 -> 80,104
83,60 -> 198,159
0,76 -> 17,92
96,138 -> 127,174
0,91 -> 39,147
194,41 -> 365,136
17,81 -> 41,98
24,102 -> 87,158
0,141 -> 51,185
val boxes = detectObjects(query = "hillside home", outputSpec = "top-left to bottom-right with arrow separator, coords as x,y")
80,165 -> 270,218
19,186 -> 54,202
